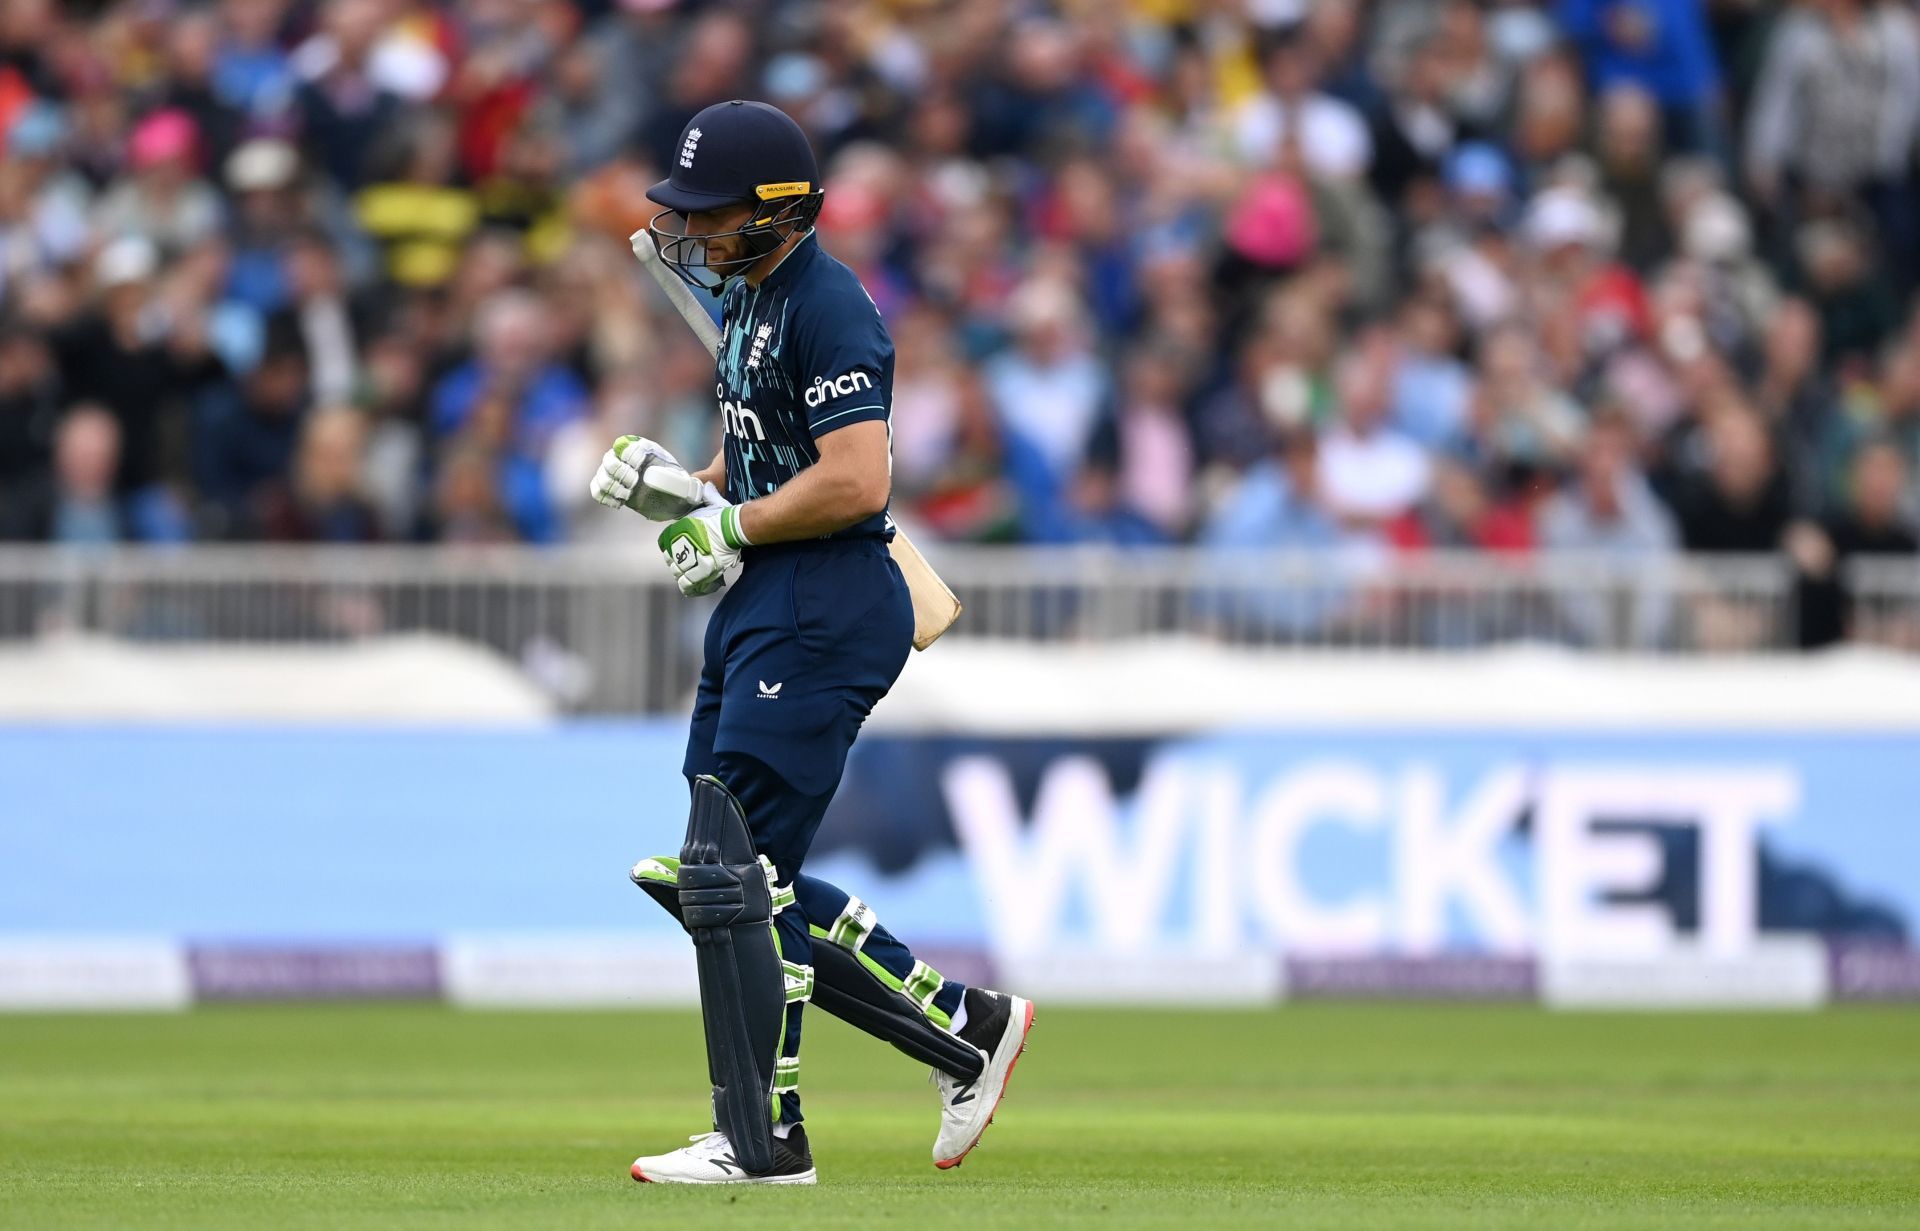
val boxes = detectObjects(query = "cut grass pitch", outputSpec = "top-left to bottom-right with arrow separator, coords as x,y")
1,1003 -> 1915,1229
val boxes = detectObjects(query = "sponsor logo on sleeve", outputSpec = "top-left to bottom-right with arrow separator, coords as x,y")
804,370 -> 874,409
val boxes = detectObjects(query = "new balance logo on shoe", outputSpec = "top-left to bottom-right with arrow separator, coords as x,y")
758,680 -> 783,700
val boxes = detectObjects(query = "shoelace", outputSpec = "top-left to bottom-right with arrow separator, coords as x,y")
681,1131 -> 732,1158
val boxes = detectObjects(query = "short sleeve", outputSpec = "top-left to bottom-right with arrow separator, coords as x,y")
786,289 -> 892,437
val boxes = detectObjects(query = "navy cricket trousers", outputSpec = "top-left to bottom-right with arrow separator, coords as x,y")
680,537 -> 961,1124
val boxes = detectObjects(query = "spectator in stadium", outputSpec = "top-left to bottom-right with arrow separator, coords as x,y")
353,331 -> 429,541
92,109 -> 223,258
473,121 -> 571,266
536,34 -> 636,179
0,325 -> 59,538
1824,438 -> 1919,557
1848,327 -> 1920,485
260,404 -> 381,543
890,304 -> 970,505
273,227 -> 368,409
355,109 -> 478,289
191,319 -> 309,539
1744,0 -> 1920,288
1799,439 -> 1920,645
1558,0 -> 1724,155
1366,33 -> 1462,215
1202,429 -> 1373,637
49,237 -> 224,513
1538,411 -> 1679,556
1233,23 -> 1373,184
1672,404 -> 1794,553
1318,329 -> 1433,530
1751,297 -> 1837,511
431,288 -> 582,441
1211,168 -> 1320,348
1460,321 -> 1586,475
0,0 -> 62,100
1594,85 -> 1673,274
1795,217 -> 1902,372
429,288 -> 583,544
1207,439 -> 1326,562
292,0 -> 406,189
222,136 -> 313,316
902,369 -> 1021,546
1672,189 -> 1777,372
632,9 -> 753,167
1106,343 -> 1196,541
1429,0 -> 1514,137
1207,287 -> 1342,473
1536,410 -> 1680,646
30,404 -> 125,546
1508,46 -> 1587,179
985,277 -> 1110,534
428,439 -> 517,544
1390,454 -> 1533,554
1524,185 -> 1654,377
966,15 -> 1117,162
211,0 -> 298,121
1388,294 -> 1474,450
158,7 -> 247,172
0,103 -> 91,303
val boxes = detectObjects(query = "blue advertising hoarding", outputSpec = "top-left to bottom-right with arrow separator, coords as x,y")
3,723 -> 1913,961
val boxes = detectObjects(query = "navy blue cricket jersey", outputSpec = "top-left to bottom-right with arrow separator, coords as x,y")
714,233 -> 893,541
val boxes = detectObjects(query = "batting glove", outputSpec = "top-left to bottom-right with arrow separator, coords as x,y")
589,435 -> 724,521
659,504 -> 750,597
588,435 -> 662,509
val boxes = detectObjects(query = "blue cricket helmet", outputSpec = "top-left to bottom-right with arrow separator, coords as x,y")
646,100 -> 826,292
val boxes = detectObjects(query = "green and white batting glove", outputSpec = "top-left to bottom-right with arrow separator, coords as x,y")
659,504 -> 750,596
589,435 -> 725,521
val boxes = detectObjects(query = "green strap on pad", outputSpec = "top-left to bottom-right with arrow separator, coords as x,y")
631,856 -> 983,1084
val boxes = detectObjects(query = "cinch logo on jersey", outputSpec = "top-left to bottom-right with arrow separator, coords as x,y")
718,390 -> 766,442
804,370 -> 874,409
678,127 -> 703,169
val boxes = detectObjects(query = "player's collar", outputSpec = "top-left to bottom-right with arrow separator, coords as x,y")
749,231 -> 818,293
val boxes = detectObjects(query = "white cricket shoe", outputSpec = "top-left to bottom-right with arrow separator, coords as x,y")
630,1127 -> 817,1185
933,988 -> 1035,1168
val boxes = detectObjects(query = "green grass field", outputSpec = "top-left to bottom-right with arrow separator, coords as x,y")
1,1004 -> 1915,1229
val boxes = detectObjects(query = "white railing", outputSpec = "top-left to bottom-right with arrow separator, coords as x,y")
1841,556 -> 1920,652
0,545 -> 1910,712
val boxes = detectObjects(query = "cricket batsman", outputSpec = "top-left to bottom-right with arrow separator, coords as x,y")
587,100 -> 1034,1185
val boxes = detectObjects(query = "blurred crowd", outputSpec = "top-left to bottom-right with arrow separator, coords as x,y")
1,0 -> 1919,642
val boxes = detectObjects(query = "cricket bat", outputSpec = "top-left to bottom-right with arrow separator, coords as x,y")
630,229 -> 962,650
